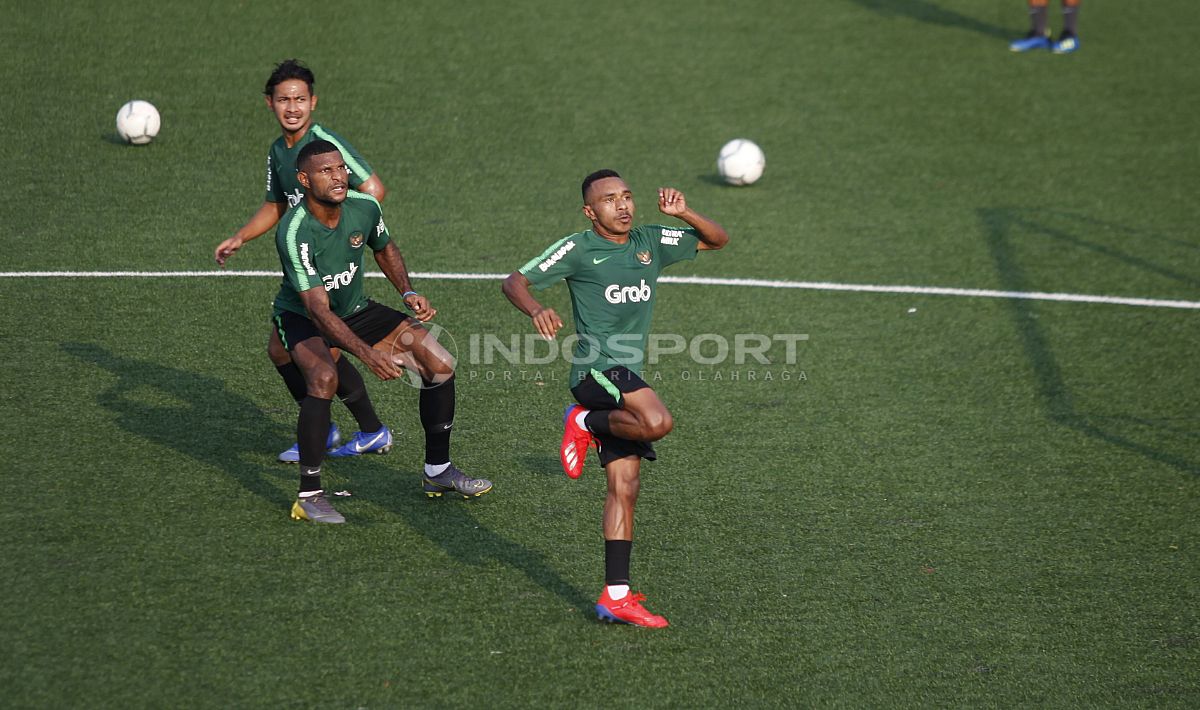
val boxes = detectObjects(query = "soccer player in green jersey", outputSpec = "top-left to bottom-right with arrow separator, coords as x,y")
502,169 -> 729,627
277,139 -> 492,523
214,59 -> 392,463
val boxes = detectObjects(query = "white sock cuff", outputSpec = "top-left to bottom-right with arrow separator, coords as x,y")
606,584 -> 630,600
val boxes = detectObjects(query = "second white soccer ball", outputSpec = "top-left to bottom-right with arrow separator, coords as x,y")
116,100 -> 161,145
716,139 -> 765,186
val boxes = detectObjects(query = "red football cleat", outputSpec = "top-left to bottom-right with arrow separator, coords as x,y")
561,404 -> 593,479
595,588 -> 669,628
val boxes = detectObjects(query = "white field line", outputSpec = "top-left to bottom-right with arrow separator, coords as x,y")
1,270 -> 1198,310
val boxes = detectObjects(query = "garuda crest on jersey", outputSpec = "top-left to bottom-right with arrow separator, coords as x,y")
636,250 -> 652,265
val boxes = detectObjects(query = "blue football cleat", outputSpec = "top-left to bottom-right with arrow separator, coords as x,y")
1052,32 -> 1080,54
327,426 -> 393,458
1009,31 -> 1052,53
278,423 -> 342,463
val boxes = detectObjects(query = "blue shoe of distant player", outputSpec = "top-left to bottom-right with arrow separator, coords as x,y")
1009,31 -> 1052,53
277,423 -> 342,463
328,426 -> 393,458
1052,32 -> 1080,54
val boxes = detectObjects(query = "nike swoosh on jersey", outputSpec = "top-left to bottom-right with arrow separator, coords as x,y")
593,256 -> 613,264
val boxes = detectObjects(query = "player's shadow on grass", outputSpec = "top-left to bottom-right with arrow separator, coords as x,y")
61,341 -> 593,611
847,0 -> 1011,40
312,452 -> 595,613
60,342 -> 292,506
978,208 -> 1200,477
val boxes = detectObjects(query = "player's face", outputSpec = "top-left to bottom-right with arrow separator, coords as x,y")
583,177 -> 635,238
267,79 -> 318,135
298,152 -> 350,205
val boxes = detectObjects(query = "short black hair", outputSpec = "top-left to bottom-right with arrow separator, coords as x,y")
264,59 -> 315,97
581,169 -> 622,201
297,139 -> 340,172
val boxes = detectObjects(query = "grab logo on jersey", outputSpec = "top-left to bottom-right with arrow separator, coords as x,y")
324,261 -> 359,291
605,279 -> 652,304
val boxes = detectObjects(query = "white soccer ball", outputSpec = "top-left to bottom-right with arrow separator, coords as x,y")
116,100 -> 161,145
716,138 -> 765,186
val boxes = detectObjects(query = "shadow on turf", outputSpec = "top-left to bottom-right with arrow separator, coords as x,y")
63,342 -> 595,612
846,0 -> 1011,40
978,208 -> 1200,477
346,454 -> 595,613
61,342 -> 294,505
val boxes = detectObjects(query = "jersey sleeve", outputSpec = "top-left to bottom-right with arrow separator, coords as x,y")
356,193 -> 392,250
650,225 -> 701,268
264,150 -> 286,203
518,234 -> 582,290
311,125 -> 374,189
276,208 -> 322,293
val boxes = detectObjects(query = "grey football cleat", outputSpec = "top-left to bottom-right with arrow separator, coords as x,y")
289,491 -> 346,524
423,465 -> 493,499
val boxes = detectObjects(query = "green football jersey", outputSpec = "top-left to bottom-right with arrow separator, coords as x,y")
273,190 -> 391,319
519,224 -> 701,385
264,123 -> 373,207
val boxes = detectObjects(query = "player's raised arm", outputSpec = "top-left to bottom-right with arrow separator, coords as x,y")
657,187 -> 729,251
373,242 -> 435,322
502,271 -> 564,340
215,201 -> 288,265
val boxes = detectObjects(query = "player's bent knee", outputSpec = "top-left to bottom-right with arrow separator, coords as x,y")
306,367 -> 339,399
642,410 -> 674,441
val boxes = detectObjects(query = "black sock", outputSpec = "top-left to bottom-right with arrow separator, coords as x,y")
275,363 -> 308,405
298,396 -> 332,469
299,465 -> 322,494
1029,4 -> 1048,35
335,357 -> 383,433
605,539 -> 632,586
584,410 -> 613,437
1062,4 -> 1078,35
419,374 -> 455,465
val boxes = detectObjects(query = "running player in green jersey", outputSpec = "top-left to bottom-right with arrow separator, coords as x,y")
502,169 -> 729,627
278,140 -> 491,524
213,59 -> 392,463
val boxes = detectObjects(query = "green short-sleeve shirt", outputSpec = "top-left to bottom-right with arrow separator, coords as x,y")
518,224 -> 700,384
264,123 -> 373,207
273,191 -> 391,319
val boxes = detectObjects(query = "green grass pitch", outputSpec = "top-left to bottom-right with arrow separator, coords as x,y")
2,1 -> 1198,707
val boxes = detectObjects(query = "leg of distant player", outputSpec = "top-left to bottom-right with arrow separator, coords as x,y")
373,320 -> 491,498
285,335 -> 345,524
1010,0 -> 1053,52
1054,0 -> 1081,53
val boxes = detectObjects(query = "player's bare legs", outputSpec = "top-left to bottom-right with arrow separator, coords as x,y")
374,319 -> 491,499
270,327 -> 390,461
603,456 -> 640,541
285,336 -> 344,522
605,388 -> 674,443
373,319 -> 455,384
594,455 -> 668,628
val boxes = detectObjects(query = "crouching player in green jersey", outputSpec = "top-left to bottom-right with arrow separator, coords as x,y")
215,59 -> 393,464
502,169 -> 729,627
277,140 -> 492,524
